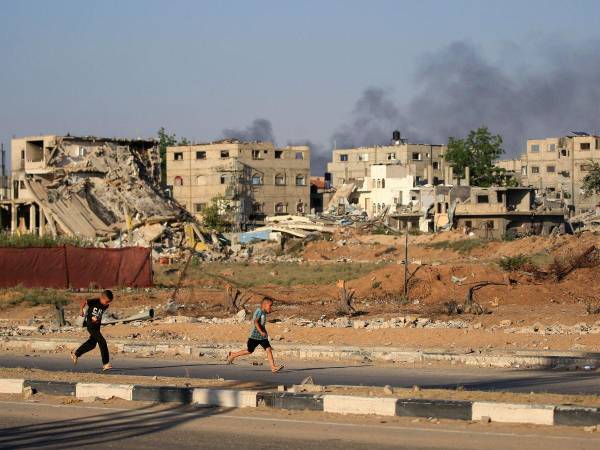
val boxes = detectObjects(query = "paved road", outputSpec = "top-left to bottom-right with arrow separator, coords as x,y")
1,399 -> 598,449
2,353 -> 600,394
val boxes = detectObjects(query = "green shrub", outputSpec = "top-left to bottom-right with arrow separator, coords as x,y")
0,232 -> 92,248
3,288 -> 69,308
427,239 -> 484,254
499,254 -> 531,272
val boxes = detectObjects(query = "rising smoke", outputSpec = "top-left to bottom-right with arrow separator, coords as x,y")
332,40 -> 600,157
222,118 -> 275,143
221,40 -> 600,175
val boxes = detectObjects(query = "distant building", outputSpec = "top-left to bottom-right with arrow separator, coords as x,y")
166,140 -> 310,229
497,133 -> 600,213
309,176 -> 335,213
326,132 -> 448,188
388,185 -> 566,238
355,164 -> 416,217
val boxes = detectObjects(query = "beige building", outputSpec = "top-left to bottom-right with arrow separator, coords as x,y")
166,139 -> 310,228
497,133 -> 600,213
326,136 -> 448,188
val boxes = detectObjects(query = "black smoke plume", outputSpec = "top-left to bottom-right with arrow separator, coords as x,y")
222,118 -> 275,143
333,40 -> 600,156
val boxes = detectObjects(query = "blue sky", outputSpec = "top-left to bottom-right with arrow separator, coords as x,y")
1,0 -> 600,173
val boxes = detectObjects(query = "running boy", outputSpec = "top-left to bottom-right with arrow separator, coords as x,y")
71,290 -> 113,371
227,297 -> 283,373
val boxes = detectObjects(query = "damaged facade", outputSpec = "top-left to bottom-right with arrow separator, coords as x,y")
1,135 -> 188,242
166,140 -> 310,229
496,132 -> 600,214
326,132 -> 449,188
388,185 -> 566,238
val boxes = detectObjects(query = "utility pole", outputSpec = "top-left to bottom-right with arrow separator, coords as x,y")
403,224 -> 409,298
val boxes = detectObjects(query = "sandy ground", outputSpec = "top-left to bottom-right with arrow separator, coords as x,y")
2,232 -> 600,352
6,320 -> 600,353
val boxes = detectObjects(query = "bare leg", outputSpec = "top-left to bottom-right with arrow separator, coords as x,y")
228,349 -> 251,363
266,348 -> 283,373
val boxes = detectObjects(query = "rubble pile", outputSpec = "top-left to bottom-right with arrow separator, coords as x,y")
570,208 -> 600,232
26,136 -> 189,241
22,136 -> 231,260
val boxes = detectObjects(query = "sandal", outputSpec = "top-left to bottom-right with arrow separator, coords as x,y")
225,351 -> 234,365
102,363 -> 113,371
271,365 -> 284,373
70,352 -> 78,366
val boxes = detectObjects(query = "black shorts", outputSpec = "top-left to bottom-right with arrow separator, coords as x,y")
247,338 -> 271,353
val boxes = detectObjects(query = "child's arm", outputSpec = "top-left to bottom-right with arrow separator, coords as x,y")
80,299 -> 88,317
254,317 -> 267,337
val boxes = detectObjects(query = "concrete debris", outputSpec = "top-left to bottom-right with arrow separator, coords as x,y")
22,386 -> 36,399
300,376 -> 315,386
10,135 -> 233,262
235,309 -> 247,322
74,308 -> 154,327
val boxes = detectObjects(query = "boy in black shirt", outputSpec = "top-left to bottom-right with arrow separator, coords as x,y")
71,290 -> 113,371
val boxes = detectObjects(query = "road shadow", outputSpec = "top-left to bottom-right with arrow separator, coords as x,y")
0,403 -> 231,449
422,368 -> 600,394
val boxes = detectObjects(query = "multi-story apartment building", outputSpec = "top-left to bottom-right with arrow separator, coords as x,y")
166,139 -> 310,228
326,132 -> 448,188
497,133 -> 600,213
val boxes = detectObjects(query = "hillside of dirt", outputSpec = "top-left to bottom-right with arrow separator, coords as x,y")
1,231 -> 600,352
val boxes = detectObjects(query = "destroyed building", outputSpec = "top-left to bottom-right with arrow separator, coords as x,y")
389,186 -> 566,238
309,176 -> 335,213
326,131 -> 448,188
496,132 -> 600,214
1,135 -> 188,241
166,139 -> 310,230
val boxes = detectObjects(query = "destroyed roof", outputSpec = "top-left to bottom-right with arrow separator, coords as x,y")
17,134 -> 158,145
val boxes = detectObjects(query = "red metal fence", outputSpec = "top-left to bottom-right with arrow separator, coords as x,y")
0,246 -> 152,288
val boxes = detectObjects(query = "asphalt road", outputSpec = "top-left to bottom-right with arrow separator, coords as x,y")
1,399 -> 598,450
1,353 -> 600,394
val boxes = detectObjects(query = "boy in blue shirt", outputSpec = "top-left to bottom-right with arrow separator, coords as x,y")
227,297 -> 284,373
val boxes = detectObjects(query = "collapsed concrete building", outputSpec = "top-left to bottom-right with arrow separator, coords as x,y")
389,186 -> 567,239
1,135 -> 189,242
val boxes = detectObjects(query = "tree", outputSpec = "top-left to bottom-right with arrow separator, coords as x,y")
445,127 -> 508,187
157,127 -> 177,186
582,162 -> 600,197
201,197 -> 230,231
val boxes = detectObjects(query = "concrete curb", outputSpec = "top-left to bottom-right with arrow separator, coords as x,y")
3,336 -> 600,369
3,378 -> 600,427
0,378 -> 24,394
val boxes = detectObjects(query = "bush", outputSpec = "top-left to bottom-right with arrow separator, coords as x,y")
2,287 -> 69,308
499,254 -> 531,272
0,232 -> 93,248
427,239 -> 484,254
